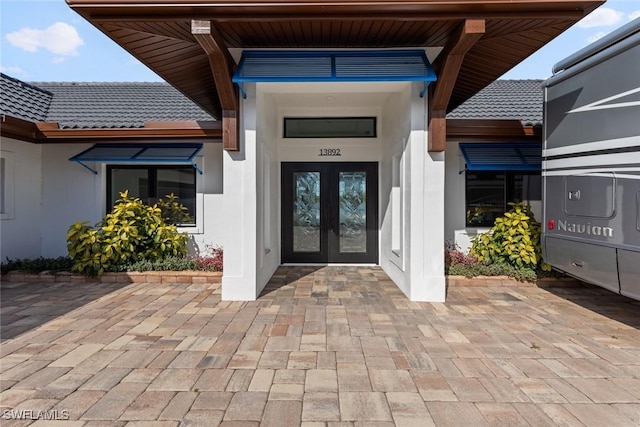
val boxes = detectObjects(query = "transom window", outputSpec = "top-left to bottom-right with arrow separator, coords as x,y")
107,165 -> 196,226
284,117 -> 377,138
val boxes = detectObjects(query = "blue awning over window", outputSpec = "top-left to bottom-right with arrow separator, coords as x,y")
69,143 -> 203,175
459,142 -> 542,172
232,50 -> 437,97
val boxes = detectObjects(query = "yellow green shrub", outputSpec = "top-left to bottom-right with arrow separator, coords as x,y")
470,202 -> 551,271
67,191 -> 188,275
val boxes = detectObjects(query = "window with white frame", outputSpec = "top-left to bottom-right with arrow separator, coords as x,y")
0,151 -> 15,220
107,165 -> 197,226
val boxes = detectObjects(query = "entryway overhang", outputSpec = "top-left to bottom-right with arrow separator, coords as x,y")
67,0 -> 604,124
232,50 -> 437,99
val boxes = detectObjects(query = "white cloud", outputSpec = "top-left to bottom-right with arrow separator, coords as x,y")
587,31 -> 608,44
6,22 -> 83,56
629,11 -> 640,21
577,7 -> 624,28
0,65 -> 24,75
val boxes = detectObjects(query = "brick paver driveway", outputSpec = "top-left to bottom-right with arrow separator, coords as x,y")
1,266 -> 639,426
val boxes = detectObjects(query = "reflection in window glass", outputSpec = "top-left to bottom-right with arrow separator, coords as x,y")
466,172 -> 505,227
108,166 -> 196,226
284,117 -> 376,138
157,168 -> 196,218
466,171 -> 541,227
110,168 -> 148,206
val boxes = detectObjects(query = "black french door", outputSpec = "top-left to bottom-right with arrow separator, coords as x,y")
281,162 -> 378,263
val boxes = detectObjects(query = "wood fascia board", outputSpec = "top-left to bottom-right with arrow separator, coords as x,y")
446,119 -> 541,141
0,115 -> 40,142
35,123 -> 222,142
76,1 -> 595,22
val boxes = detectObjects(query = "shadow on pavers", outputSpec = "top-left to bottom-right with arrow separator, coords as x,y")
0,279 -> 130,341
543,283 -> 640,329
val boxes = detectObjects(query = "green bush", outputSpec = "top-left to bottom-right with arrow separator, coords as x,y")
1,256 -> 73,275
67,191 -> 188,275
470,202 -> 551,271
157,193 -> 194,226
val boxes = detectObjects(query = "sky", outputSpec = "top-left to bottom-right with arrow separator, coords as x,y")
1,0 -> 639,83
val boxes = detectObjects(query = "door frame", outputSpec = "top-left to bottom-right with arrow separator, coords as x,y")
281,162 -> 378,264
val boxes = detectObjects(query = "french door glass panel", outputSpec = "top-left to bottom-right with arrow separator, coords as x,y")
293,171 -> 321,253
339,171 -> 367,253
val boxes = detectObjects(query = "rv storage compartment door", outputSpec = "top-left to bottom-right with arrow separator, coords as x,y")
619,249 -> 640,300
545,236 -> 619,293
564,174 -> 615,218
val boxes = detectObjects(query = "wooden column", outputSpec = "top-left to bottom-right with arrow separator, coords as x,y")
428,19 -> 485,152
192,20 -> 239,151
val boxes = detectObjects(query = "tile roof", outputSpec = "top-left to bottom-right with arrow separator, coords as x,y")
2,74 -> 542,129
32,81 -> 214,129
0,73 -> 53,122
447,79 -> 543,126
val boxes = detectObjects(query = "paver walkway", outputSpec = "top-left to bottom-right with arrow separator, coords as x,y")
1,266 -> 639,426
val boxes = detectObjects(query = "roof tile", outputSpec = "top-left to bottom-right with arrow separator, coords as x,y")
2,74 -> 542,129
0,73 -> 53,122
447,79 -> 543,126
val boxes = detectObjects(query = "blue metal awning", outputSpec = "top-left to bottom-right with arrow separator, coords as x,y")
232,50 -> 437,98
459,142 -> 542,172
69,143 -> 203,175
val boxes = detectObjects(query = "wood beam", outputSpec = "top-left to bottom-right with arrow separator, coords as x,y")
192,19 -> 239,151
431,19 -> 485,110
429,19 -> 485,152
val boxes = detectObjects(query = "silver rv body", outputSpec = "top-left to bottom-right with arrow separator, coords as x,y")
542,18 -> 640,301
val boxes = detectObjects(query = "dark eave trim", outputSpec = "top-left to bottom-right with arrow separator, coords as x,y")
446,119 -> 541,142
36,120 -> 222,143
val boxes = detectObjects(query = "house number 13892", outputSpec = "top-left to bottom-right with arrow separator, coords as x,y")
319,148 -> 341,156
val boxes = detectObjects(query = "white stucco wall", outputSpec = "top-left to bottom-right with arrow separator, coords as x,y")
256,90 -> 280,291
189,143 -> 224,256
41,144 -> 102,257
0,137 -> 43,260
222,83 -> 259,300
379,87 -> 410,295
1,137 -> 223,262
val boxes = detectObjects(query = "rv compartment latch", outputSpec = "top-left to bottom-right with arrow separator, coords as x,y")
568,190 -> 581,200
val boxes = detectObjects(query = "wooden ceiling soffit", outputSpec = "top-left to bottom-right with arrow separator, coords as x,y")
192,20 -> 239,152
429,19 -> 485,152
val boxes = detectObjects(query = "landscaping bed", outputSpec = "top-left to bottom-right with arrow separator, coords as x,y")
2,270 -> 222,285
